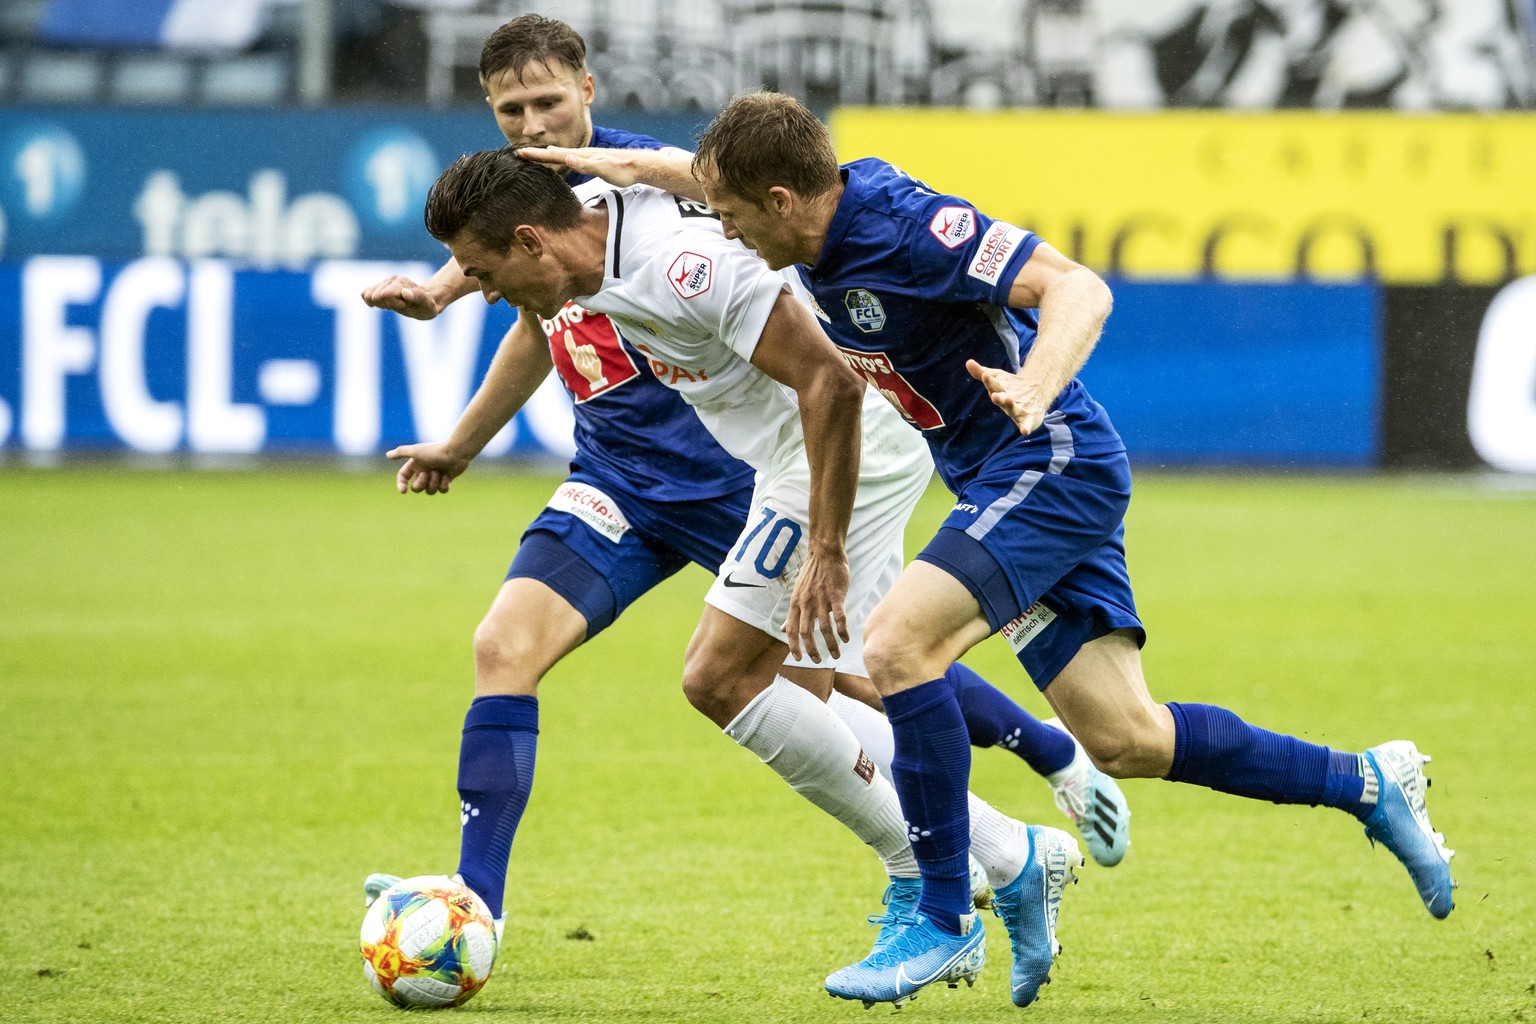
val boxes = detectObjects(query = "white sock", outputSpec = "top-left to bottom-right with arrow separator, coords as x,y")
967,793 -> 1030,889
827,690 -> 894,773
727,677 -> 917,878
830,690 -> 1031,888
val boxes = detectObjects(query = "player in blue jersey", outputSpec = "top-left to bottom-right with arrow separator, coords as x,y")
358,19 -> 1129,946
647,91 -> 1454,1007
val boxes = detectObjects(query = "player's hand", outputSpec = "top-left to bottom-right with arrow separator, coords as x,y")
967,359 -> 1051,436
361,275 -> 444,320
516,145 -> 648,186
783,548 -> 851,664
386,441 -> 472,495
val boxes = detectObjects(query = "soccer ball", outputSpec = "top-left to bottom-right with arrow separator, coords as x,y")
359,875 -> 499,1009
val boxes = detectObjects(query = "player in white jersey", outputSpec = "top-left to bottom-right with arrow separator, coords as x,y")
422,148 -> 1071,997
562,175 -> 933,671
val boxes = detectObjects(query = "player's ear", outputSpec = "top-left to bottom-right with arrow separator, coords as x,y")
512,225 -> 544,256
580,72 -> 595,106
767,185 -> 794,217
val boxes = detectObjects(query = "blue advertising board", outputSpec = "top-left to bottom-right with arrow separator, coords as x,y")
1083,282 -> 1381,468
0,107 -> 707,266
0,259 -> 1382,467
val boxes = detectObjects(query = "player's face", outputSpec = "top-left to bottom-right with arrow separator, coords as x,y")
450,232 -> 567,319
701,180 -> 797,270
484,59 -> 595,150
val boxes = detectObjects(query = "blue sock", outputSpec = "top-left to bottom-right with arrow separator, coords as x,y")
1165,702 -> 1369,817
884,678 -> 972,935
455,694 -> 539,919
946,663 -> 1076,777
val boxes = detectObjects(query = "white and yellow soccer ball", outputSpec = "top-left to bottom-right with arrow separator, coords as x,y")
360,875 -> 498,1009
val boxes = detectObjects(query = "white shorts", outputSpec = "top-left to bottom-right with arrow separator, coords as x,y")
704,388 -> 933,676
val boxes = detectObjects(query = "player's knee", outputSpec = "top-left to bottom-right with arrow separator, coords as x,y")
471,618 -> 544,696
862,620 -> 942,693
679,656 -> 734,725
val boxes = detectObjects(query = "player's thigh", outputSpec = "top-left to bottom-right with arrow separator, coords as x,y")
863,560 -> 994,693
475,576 -> 590,690
514,476 -> 698,638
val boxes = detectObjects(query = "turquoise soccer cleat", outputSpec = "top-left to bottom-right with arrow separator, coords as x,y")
1361,741 -> 1456,919
1043,717 -> 1131,867
363,872 -> 403,907
992,825 -> 1082,1007
825,910 -> 986,1009
865,877 -> 921,958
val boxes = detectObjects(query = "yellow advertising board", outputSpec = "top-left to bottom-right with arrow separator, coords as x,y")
830,109 -> 1536,284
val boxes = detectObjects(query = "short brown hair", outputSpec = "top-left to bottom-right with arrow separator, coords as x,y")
479,14 -> 587,86
424,147 -> 583,250
694,92 -> 841,204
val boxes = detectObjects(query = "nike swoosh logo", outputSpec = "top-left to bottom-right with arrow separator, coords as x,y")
894,958 -> 951,994
722,574 -> 765,589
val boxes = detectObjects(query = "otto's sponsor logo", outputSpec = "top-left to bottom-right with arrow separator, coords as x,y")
834,345 -> 944,429
541,301 -> 640,402
668,251 -> 712,299
844,289 -> 887,333
1000,601 -> 1057,653
853,750 -> 877,784
547,482 -> 631,543
968,221 -> 1027,287
929,206 -> 976,249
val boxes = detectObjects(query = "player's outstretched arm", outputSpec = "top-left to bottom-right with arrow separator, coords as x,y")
361,257 -> 480,320
388,313 -> 555,494
515,145 -> 706,202
967,241 -> 1113,436
748,290 -> 864,662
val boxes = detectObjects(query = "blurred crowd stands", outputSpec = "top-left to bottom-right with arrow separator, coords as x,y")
2,0 -> 1533,110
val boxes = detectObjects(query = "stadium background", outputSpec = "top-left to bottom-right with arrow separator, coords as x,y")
1,0 -> 1533,471
3,3 -> 1535,1022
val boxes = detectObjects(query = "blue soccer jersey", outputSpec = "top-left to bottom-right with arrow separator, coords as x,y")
541,125 -> 755,502
798,158 -> 1124,494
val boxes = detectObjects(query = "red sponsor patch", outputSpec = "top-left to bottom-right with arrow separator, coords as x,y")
929,206 -> 976,249
667,251 -> 713,299
854,750 -> 877,784
835,345 -> 945,430
541,302 -> 640,403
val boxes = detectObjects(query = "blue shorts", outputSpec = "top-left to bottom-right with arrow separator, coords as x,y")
507,470 -> 753,638
915,446 -> 1144,690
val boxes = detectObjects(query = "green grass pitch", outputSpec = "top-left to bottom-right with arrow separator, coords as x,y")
3,464 -> 1533,1023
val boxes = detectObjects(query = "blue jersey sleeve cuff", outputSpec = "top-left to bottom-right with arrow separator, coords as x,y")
995,231 -> 1043,303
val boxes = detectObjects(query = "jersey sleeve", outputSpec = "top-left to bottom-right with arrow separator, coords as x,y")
906,195 -> 1041,307
642,233 -> 787,361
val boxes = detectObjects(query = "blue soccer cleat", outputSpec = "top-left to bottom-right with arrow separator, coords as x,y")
992,825 -> 1082,1007
1043,718 -> 1131,867
866,877 -> 921,958
826,910 -> 986,1009
1361,741 -> 1456,919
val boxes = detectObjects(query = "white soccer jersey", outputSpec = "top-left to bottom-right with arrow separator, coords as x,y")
570,181 -> 934,665
571,182 -> 806,477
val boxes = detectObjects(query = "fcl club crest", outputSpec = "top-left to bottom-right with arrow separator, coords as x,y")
844,289 -> 886,333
